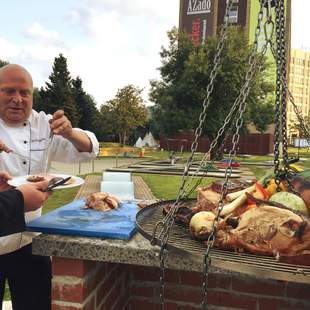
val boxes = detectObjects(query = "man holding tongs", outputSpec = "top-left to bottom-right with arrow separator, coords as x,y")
0,64 -> 99,310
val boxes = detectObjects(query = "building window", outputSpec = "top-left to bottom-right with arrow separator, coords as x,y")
228,6 -> 238,23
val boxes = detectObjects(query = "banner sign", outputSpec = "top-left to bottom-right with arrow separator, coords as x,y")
180,0 -> 215,45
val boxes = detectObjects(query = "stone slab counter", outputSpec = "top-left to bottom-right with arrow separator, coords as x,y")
32,232 -> 205,273
32,175 -> 310,310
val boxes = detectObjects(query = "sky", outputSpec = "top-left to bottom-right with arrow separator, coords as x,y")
0,0 -> 307,107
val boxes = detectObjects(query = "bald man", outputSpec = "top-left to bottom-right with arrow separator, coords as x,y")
0,64 -> 99,310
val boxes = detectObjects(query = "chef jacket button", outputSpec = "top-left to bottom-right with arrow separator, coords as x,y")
23,161 -> 27,165
24,141 -> 27,144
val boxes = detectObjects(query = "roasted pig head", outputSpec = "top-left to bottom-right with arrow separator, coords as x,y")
214,204 -> 310,261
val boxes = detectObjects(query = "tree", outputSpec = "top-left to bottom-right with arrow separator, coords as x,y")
99,85 -> 148,145
0,59 -> 9,68
40,54 -> 79,126
72,77 -> 99,131
149,27 -> 274,149
289,114 -> 310,139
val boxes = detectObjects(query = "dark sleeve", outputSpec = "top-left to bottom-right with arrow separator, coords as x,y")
0,189 -> 26,237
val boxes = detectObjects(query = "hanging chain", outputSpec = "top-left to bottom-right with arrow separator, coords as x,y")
278,0 -> 290,185
174,0 -> 235,203
286,84 -> 310,144
273,0 -> 282,188
202,1 -> 270,309
273,0 -> 291,189
177,1 -> 269,201
152,2 -> 235,309
270,42 -> 310,155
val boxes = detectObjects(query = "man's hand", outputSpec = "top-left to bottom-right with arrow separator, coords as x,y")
17,180 -> 51,212
0,171 -> 12,192
50,110 -> 73,139
0,140 -> 12,153
50,109 -> 93,152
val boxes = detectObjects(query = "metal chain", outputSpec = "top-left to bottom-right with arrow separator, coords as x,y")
286,84 -> 310,144
273,0 -> 291,189
152,2 -> 235,309
151,1 -> 279,309
178,1 -> 268,201
270,45 -> 310,154
202,2 -> 270,309
273,0 -> 283,188
278,0 -> 291,186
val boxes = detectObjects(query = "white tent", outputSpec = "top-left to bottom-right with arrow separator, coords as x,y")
134,137 -> 143,148
141,132 -> 158,147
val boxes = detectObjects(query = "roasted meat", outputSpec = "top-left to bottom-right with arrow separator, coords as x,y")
195,188 -> 221,212
292,176 -> 310,214
214,204 -> 310,262
211,180 -> 249,194
84,192 -> 120,211
27,175 -> 45,182
163,203 -> 195,226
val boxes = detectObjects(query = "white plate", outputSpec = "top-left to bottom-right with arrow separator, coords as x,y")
8,173 -> 84,190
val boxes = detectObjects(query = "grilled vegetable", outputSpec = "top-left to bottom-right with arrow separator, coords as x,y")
270,192 -> 308,216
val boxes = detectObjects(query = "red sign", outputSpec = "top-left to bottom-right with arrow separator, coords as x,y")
180,0 -> 215,45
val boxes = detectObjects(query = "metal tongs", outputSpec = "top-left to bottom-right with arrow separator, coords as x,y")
42,132 -> 54,173
43,176 -> 71,192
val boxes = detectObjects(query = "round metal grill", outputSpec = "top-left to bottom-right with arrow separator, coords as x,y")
136,200 -> 310,284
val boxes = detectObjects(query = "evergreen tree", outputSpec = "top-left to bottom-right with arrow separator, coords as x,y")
42,54 -> 79,126
72,77 -> 98,130
0,59 -> 9,68
32,87 -> 45,111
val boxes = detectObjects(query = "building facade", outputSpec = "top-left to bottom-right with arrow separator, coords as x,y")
179,0 -> 293,136
287,49 -> 310,140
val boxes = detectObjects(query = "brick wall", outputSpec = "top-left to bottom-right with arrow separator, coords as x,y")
51,258 -> 310,310
52,258 -> 129,310
160,132 -> 274,155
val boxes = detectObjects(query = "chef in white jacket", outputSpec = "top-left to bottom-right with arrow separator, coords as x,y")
0,64 -> 99,310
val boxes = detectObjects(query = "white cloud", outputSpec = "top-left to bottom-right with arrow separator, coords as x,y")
25,22 -> 64,47
70,0 -> 177,23
0,38 -> 20,59
0,1 -> 178,106
291,0 -> 310,50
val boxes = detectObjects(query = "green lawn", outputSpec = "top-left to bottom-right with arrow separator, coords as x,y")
136,173 -> 216,200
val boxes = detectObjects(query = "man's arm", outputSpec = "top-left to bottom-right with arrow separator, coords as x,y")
50,110 -> 93,152
64,129 -> 92,153
0,180 -> 50,237
0,190 -> 25,237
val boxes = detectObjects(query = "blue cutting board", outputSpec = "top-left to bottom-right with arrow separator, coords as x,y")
26,199 -> 138,240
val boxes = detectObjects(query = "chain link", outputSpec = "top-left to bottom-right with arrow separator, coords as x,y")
273,0 -> 291,189
202,4 -> 272,308
153,2 -> 235,309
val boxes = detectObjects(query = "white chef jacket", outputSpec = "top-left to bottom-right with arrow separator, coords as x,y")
0,110 -> 99,254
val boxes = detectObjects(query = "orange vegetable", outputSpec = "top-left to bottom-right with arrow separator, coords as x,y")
247,182 -> 269,206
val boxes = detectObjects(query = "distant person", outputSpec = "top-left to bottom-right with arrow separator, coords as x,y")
0,171 -> 50,237
0,64 -> 99,310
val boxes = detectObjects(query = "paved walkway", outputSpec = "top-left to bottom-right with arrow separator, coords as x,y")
74,175 -> 156,201
50,157 -> 143,175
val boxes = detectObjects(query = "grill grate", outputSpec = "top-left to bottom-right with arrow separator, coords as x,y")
136,200 -> 310,284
